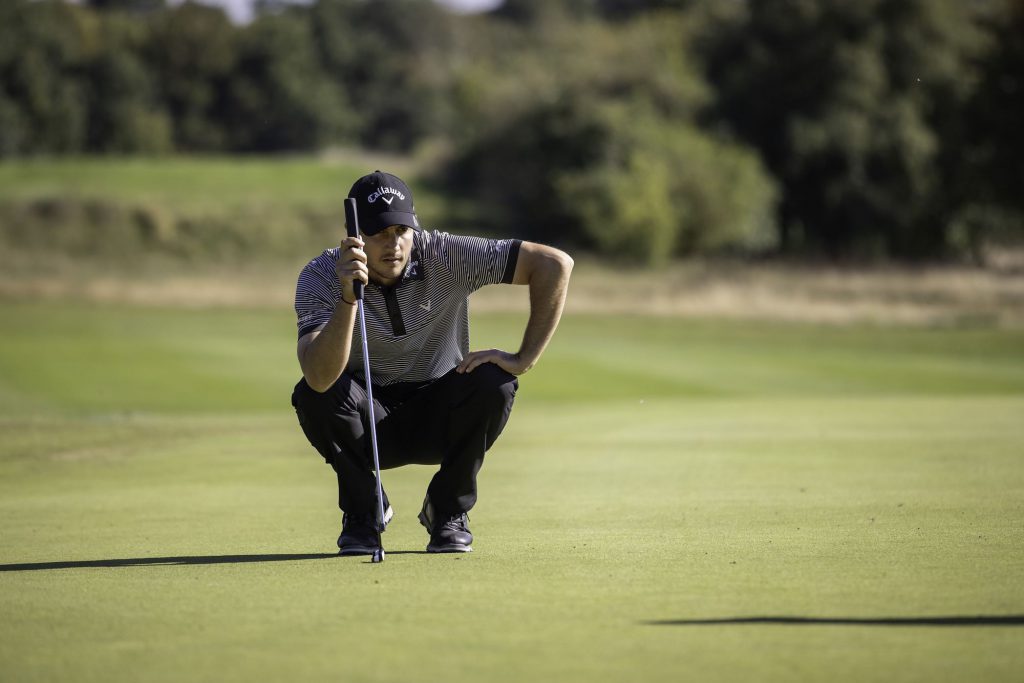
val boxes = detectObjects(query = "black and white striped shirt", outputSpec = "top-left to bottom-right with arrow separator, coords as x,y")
295,230 -> 521,385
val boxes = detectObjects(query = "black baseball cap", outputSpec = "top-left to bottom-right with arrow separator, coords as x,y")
347,170 -> 421,235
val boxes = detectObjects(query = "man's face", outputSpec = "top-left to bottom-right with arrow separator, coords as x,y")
363,225 -> 414,286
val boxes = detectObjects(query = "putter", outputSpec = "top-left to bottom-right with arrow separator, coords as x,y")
344,197 -> 386,564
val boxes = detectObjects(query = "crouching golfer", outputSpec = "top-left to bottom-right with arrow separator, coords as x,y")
291,171 -> 572,554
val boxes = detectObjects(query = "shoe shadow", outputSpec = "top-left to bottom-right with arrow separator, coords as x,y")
0,550 -> 447,571
644,615 -> 1024,627
374,550 -> 432,555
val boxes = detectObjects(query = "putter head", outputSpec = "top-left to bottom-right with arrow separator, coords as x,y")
371,548 -> 385,563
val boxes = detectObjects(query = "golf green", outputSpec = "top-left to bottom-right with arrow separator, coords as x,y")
1,302 -> 1022,682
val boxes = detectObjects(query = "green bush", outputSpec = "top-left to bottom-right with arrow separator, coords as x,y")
444,93 -> 777,264
561,106 -> 777,263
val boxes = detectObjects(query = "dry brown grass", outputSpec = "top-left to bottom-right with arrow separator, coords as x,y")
2,252 -> 1023,326
545,256 -> 1024,326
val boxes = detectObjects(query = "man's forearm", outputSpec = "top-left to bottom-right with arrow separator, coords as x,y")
516,251 -> 573,372
300,301 -> 358,392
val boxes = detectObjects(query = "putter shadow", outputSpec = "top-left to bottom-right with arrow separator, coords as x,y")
645,615 -> 1024,627
0,553 -> 339,571
0,550 -> 445,572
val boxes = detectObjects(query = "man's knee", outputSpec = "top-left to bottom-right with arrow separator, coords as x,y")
292,374 -> 361,417
463,364 -> 517,450
465,363 -> 518,410
292,376 -> 369,467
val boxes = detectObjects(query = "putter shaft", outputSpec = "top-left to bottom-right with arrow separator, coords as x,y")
357,299 -> 387,560
344,196 -> 386,563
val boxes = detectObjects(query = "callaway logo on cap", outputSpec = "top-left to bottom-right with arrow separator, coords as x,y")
347,170 -> 421,236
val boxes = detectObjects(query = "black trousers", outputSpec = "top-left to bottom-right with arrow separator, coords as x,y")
291,364 -> 518,517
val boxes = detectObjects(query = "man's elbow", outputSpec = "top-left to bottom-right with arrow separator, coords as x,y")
298,345 -> 338,393
549,248 -> 574,282
301,363 -> 341,393
304,374 -> 333,394
557,250 -> 574,275
516,243 -> 574,286
539,247 -> 573,277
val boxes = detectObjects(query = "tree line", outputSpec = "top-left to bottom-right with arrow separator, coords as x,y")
1,0 -> 1020,262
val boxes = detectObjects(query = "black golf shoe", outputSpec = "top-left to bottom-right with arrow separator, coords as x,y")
337,505 -> 393,556
419,501 -> 473,553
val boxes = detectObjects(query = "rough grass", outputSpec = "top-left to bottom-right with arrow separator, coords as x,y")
0,154 -> 446,266
1,302 -> 1023,682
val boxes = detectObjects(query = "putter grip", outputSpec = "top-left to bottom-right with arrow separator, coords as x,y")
343,197 -> 363,301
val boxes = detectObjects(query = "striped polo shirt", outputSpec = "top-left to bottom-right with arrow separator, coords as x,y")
295,230 -> 521,386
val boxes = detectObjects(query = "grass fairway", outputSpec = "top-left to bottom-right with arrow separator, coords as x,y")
1,301 -> 1023,682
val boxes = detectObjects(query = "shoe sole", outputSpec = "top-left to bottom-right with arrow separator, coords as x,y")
426,544 -> 473,553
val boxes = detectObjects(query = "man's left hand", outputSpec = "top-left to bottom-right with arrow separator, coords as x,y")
456,349 -> 531,376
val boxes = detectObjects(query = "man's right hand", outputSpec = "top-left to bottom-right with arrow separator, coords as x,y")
335,235 -> 368,304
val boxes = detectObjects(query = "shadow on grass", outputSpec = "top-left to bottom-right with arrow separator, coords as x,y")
646,616 -> 1024,627
0,551 -> 430,571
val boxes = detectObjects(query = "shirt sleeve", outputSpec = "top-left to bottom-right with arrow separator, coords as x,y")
295,250 -> 339,339
427,231 -> 522,293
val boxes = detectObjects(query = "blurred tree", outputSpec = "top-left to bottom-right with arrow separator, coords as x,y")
86,13 -> 172,153
962,0 -> 1024,253
450,13 -> 708,145
0,0 -> 96,155
310,0 -> 456,151
254,0 -> 310,15
85,0 -> 165,11
223,9 -> 354,151
0,93 -> 28,157
490,0 -> 592,24
704,0 -> 988,260
491,0 -> 696,24
594,0 -> 695,21
144,1 -> 237,151
0,2 -> 25,155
